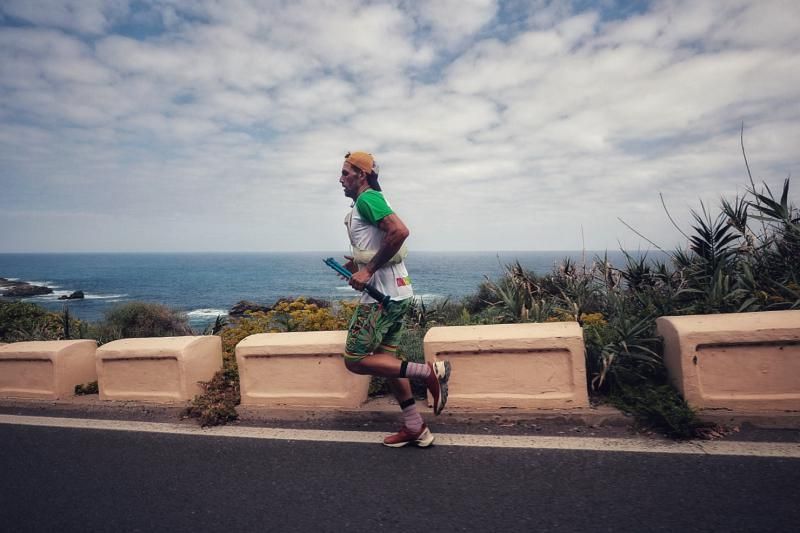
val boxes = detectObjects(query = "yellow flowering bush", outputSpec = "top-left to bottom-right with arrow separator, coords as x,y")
220,297 -> 357,358
268,298 -> 356,332
544,311 -> 607,327
220,312 -> 271,358
544,310 -> 574,323
581,312 -> 608,327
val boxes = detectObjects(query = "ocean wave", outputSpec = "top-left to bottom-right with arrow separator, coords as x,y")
187,308 -> 229,318
335,285 -> 356,291
24,290 -> 71,301
26,280 -> 60,288
24,291 -> 128,302
83,293 -> 128,300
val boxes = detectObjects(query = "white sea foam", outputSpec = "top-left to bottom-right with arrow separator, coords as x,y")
25,290 -> 71,301
335,285 -> 356,291
26,280 -> 59,288
187,309 -> 229,318
5,278 -> 19,281
83,293 -> 128,300
24,291 -> 128,302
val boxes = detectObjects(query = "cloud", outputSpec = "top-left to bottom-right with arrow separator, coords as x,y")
413,0 -> 498,46
0,0 -> 798,253
0,0 -> 129,35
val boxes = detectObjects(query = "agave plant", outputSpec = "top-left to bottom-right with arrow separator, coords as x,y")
748,178 -> 798,232
748,178 -> 800,283
721,194 -> 755,254
587,312 -> 663,391
484,273 -> 531,322
593,252 -> 622,290
685,265 -> 751,314
687,202 -> 740,276
405,297 -> 427,328
661,199 -> 750,314
483,261 -> 562,323
719,177 -> 800,310
619,250 -> 655,292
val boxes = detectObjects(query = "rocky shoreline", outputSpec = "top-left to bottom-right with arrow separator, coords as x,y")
0,278 -> 86,300
228,297 -> 331,318
0,277 -> 53,298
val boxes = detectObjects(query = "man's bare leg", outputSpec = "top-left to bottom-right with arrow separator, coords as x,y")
344,352 -> 403,377
344,350 -> 414,401
378,356 -> 426,442
344,351 -> 450,417
386,375 -> 413,404
346,351 -> 424,437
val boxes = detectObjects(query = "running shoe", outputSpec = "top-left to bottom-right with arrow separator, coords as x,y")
426,360 -> 451,415
383,424 -> 435,448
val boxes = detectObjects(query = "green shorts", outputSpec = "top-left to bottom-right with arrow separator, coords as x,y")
344,298 -> 412,362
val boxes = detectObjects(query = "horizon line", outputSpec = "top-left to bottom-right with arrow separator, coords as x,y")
0,249 -> 669,254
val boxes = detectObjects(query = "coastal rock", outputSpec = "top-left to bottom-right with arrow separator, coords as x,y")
229,300 -> 271,317
58,290 -> 85,300
0,278 -> 53,297
3,285 -> 53,297
273,296 -> 331,309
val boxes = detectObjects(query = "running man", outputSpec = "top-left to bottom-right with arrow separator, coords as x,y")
338,151 -> 451,447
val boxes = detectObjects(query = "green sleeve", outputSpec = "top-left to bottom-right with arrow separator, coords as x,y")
356,190 -> 394,226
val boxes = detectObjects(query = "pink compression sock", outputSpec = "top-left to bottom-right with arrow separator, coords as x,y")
400,398 -> 423,432
400,361 -> 431,381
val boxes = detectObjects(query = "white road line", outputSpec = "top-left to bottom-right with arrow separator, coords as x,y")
1,414 -> 798,458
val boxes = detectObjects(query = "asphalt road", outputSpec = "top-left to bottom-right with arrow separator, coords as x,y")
2,423 -> 798,533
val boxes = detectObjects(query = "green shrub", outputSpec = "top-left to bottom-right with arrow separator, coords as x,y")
406,297 -> 472,328
462,280 -> 502,314
98,302 -> 192,341
0,300 -> 68,342
610,383 -> 705,439
183,359 -> 240,427
75,381 -> 99,395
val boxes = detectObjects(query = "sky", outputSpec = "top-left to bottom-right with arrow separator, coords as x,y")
1,0 -> 798,253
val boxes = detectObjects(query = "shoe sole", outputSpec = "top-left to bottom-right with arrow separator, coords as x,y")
433,361 -> 451,416
383,428 -> 435,448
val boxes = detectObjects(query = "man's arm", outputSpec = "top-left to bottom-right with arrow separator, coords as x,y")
349,213 -> 409,291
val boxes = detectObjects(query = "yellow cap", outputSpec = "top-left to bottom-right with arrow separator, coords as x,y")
345,151 -> 375,174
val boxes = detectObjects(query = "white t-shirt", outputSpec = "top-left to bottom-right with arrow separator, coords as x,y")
345,189 -> 414,304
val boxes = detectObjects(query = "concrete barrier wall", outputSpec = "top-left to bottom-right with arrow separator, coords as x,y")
0,340 -> 97,399
6,311 -> 793,411
96,336 -> 222,402
236,331 -> 370,408
657,310 -> 800,411
424,322 -> 589,409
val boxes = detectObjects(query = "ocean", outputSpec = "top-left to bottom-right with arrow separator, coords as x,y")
0,251 -> 633,329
